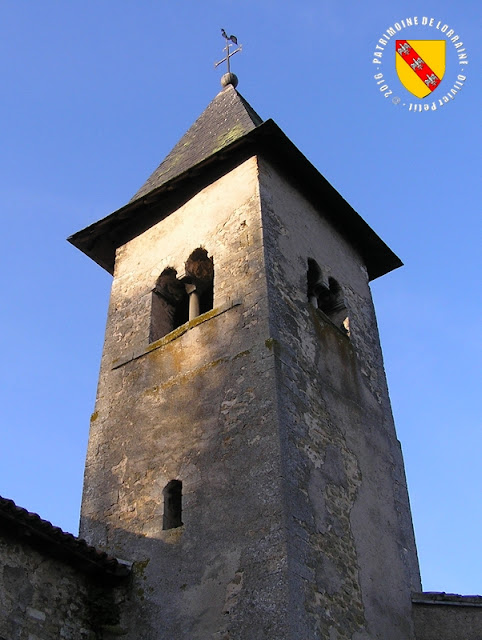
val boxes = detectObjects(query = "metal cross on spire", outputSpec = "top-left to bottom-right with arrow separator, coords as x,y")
215,29 -> 242,87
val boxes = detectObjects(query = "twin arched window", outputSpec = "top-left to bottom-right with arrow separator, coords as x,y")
150,248 -> 214,342
307,258 -> 348,332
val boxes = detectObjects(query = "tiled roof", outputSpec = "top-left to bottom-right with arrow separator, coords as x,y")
412,592 -> 482,606
0,496 -> 130,579
130,84 -> 263,202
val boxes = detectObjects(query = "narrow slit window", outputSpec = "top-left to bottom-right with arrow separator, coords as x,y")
163,480 -> 183,530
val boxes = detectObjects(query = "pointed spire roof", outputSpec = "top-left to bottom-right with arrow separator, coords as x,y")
69,85 -> 402,281
130,84 -> 263,202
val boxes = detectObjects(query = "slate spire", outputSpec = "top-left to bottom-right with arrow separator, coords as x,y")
130,85 -> 263,202
69,81 -> 401,281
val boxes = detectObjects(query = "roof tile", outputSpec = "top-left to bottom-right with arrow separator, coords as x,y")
0,496 -> 130,579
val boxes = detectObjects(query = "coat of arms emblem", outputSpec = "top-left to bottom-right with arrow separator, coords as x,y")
395,40 -> 446,98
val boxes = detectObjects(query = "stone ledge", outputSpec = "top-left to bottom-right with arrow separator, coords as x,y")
112,299 -> 241,370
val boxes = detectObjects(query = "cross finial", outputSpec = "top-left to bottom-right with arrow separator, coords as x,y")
214,29 -> 242,88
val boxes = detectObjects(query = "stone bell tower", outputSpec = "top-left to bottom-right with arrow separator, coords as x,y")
70,79 -> 421,639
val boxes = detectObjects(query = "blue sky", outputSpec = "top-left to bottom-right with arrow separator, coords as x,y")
0,1 -> 480,595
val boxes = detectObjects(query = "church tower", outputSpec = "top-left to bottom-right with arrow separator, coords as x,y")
70,79 -> 421,639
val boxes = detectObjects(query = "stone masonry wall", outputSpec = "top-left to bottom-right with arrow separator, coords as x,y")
80,157 -> 293,639
413,598 -> 482,640
258,157 -> 421,640
0,533 -> 119,640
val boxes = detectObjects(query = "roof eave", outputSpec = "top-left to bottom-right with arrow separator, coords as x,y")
68,120 -> 402,280
0,496 -> 130,580
68,134 -> 260,274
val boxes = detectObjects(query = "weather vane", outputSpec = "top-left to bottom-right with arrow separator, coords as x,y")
215,29 -> 242,88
